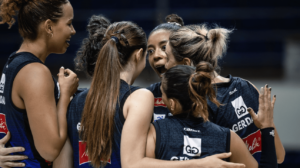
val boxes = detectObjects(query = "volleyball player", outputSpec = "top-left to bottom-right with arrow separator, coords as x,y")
0,0 -> 78,167
163,21 -> 285,163
146,62 -> 278,168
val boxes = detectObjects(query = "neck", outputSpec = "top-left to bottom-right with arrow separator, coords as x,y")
17,38 -> 50,63
211,71 -> 230,84
120,66 -> 136,85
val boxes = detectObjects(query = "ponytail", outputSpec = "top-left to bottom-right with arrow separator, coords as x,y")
80,39 -> 121,167
188,62 -> 220,121
169,24 -> 232,69
79,21 -> 147,167
162,62 -> 220,121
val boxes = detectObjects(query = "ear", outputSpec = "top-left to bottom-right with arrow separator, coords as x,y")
44,19 -> 54,36
135,48 -> 144,63
182,58 -> 192,66
169,99 -> 175,111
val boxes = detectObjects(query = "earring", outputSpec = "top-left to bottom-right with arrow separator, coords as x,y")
48,33 -> 53,38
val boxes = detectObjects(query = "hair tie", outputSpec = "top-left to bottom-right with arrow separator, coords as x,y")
111,36 -> 119,44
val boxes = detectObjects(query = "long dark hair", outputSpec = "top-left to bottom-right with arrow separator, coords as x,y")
162,62 -> 220,121
169,24 -> 232,70
79,21 -> 147,167
0,0 -> 69,40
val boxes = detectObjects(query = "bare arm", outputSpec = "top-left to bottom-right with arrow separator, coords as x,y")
14,65 -> 78,161
53,138 -> 73,168
230,131 -> 258,168
121,89 -> 245,168
248,82 -> 285,163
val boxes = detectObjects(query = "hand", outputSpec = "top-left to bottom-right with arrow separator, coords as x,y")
248,84 -> 276,129
197,153 -> 245,168
0,132 -> 28,168
57,67 -> 79,97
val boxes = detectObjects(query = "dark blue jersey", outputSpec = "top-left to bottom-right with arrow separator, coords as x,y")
147,75 -> 261,162
67,80 -> 140,168
207,75 -> 261,162
0,52 -> 60,168
147,82 -> 172,121
153,115 -> 230,161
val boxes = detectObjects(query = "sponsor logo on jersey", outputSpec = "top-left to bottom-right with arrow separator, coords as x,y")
153,114 -> 166,122
231,96 -> 249,119
242,130 -> 262,155
232,117 -> 253,132
170,156 -> 189,161
154,98 -> 166,107
79,141 -> 111,165
229,88 -> 238,95
270,130 -> 275,137
184,127 -> 200,133
183,135 -> 201,157
0,74 -> 6,94
0,96 -> 5,105
0,113 -> 8,134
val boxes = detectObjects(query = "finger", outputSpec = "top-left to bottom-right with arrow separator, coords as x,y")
213,152 -> 232,159
271,95 -> 276,108
223,162 -> 245,168
0,147 -> 25,155
264,84 -> 269,104
259,87 -> 264,106
247,107 -> 257,120
1,155 -> 28,161
4,162 -> 25,167
64,69 -> 77,78
0,132 -> 11,144
58,66 -> 65,77
268,87 -> 272,103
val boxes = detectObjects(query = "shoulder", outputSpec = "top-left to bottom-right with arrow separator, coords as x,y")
128,88 -> 154,101
232,76 -> 259,94
206,121 -> 230,133
15,63 -> 53,88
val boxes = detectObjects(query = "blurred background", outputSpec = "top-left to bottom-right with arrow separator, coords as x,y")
0,0 -> 299,167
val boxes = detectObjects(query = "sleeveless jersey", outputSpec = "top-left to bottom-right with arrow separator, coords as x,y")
147,75 -> 262,162
0,52 -> 60,168
207,75 -> 261,162
153,115 -> 230,161
67,80 -> 140,168
147,82 -> 172,122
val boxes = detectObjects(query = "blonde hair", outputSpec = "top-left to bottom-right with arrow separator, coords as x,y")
169,24 -> 232,69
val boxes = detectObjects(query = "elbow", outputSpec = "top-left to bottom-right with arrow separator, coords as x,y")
36,146 -> 61,162
277,151 -> 285,164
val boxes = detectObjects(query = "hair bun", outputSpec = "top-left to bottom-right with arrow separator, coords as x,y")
87,15 -> 110,37
165,14 -> 184,26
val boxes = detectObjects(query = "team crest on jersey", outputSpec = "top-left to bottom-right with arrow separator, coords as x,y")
242,130 -> 262,155
154,98 -> 166,107
0,74 -> 6,94
0,113 -> 8,134
153,114 -> 166,122
231,96 -> 249,119
183,135 -> 201,157
78,141 -> 111,165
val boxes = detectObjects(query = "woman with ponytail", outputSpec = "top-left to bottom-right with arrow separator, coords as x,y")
56,15 -> 245,168
163,23 -> 285,163
146,62 -> 278,168
0,0 -> 78,167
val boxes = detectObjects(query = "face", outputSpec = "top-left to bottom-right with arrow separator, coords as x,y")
49,2 -> 76,54
147,30 -> 170,78
164,42 -> 181,70
132,49 -> 147,84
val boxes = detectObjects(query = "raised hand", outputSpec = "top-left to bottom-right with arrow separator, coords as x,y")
248,84 -> 276,129
0,132 -> 27,168
57,67 -> 79,97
